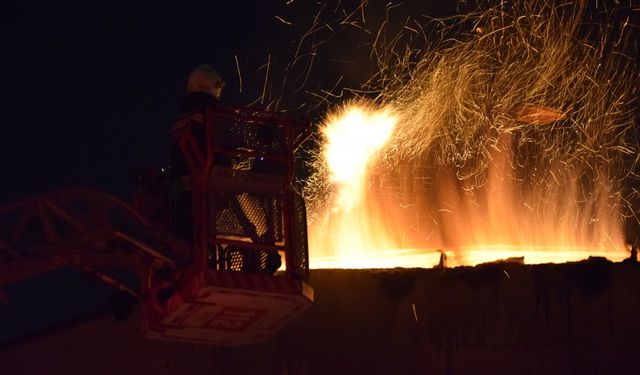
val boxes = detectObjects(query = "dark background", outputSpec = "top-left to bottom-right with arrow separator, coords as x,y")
0,1 -> 459,204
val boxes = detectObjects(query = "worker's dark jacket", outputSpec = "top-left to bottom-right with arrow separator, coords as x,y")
169,92 -> 217,242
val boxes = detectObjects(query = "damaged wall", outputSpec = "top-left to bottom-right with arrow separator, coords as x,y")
1,260 -> 639,374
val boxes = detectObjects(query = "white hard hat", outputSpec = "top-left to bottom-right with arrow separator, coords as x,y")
186,65 -> 225,99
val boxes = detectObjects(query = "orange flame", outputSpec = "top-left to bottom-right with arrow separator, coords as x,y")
308,103 -> 629,269
306,3 -> 636,269
309,104 -> 408,268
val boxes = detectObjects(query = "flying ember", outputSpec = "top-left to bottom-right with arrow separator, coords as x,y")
306,1 -> 638,269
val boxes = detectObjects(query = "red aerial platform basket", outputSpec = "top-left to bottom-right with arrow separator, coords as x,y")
142,104 -> 314,344
0,104 -> 313,345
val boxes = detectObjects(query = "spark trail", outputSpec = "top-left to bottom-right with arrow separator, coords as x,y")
306,0 -> 639,268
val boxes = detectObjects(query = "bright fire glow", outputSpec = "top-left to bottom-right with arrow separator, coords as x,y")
306,2 -> 636,269
309,104 -> 403,266
309,102 -> 630,269
322,105 -> 397,210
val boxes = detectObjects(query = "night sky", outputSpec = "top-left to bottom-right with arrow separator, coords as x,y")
1,1 -> 456,204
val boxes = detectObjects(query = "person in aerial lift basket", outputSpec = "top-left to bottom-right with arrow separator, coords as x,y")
169,65 -> 281,274
170,65 -> 225,244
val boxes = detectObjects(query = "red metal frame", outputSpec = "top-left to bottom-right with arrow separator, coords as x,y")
142,104 -> 313,344
1,104 -> 313,345
0,189 -> 188,296
172,104 -> 311,276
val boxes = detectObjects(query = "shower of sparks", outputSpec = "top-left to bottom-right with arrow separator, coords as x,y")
306,1 -> 639,269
